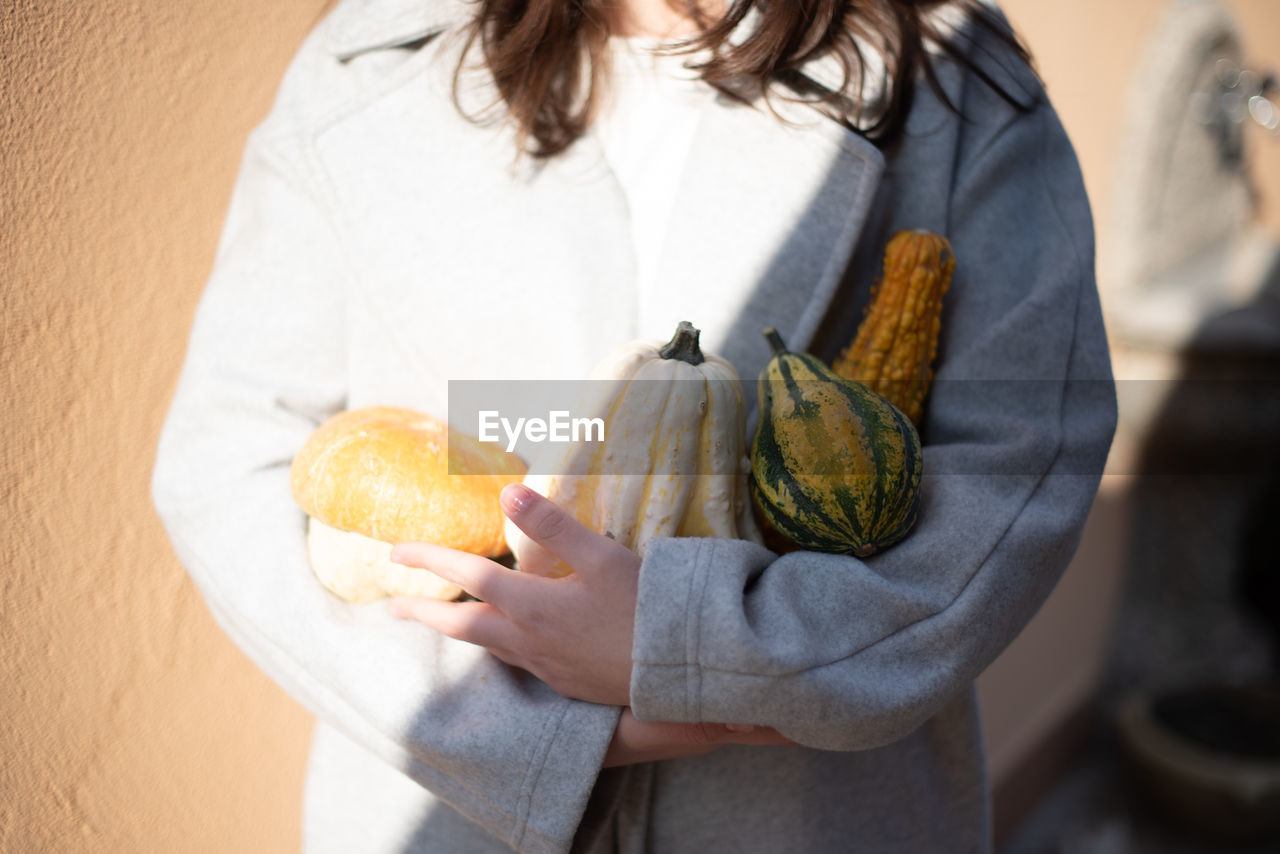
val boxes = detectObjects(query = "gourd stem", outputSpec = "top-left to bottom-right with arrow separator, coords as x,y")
659,321 -> 705,365
763,327 -> 789,355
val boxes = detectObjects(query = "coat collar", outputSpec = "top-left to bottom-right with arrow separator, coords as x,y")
324,0 -> 885,383
323,0 -> 888,126
324,0 -> 886,104
326,0 -> 470,60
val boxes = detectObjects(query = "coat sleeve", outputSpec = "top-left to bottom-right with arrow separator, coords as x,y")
628,84 -> 1117,751
150,22 -> 618,854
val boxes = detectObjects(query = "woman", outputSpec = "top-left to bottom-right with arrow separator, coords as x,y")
153,0 -> 1117,851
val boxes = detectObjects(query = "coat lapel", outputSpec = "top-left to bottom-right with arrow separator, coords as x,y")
644,91 -> 884,388
321,0 -> 885,397
326,0 -> 470,60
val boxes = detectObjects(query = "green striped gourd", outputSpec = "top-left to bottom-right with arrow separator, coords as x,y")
750,328 -> 922,557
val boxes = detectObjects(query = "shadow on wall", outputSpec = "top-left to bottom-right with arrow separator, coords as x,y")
1101,257 -> 1280,847
1114,250 -> 1280,693
998,258 -> 1280,854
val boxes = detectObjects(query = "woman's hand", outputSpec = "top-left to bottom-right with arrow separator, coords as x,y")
387,483 -> 639,707
604,708 -> 796,767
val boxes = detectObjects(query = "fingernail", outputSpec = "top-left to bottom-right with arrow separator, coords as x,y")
387,599 -> 404,618
501,483 -> 532,514
724,723 -> 755,733
389,546 -> 405,564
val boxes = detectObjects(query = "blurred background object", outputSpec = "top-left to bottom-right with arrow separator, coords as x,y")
1106,0 -> 1277,351
992,1 -> 1280,851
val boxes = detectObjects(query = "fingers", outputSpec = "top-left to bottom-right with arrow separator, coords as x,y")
679,722 -> 794,748
389,541 -> 519,606
387,596 -> 521,652
388,520 -> 637,705
500,483 -> 629,576
639,718 -> 797,750
729,725 -> 796,747
603,710 -> 792,767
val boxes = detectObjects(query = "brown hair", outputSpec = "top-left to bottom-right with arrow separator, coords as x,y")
455,0 -> 1036,159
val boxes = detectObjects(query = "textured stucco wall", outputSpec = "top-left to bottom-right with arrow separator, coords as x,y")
1,2 -> 323,851
2,0 -> 1277,851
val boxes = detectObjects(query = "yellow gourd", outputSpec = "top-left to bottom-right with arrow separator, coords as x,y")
832,229 -> 955,425
291,407 -> 526,601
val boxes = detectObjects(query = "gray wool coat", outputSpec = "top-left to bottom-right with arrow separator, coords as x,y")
152,0 -> 1117,851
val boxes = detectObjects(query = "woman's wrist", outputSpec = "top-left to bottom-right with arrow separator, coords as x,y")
603,707 -> 794,767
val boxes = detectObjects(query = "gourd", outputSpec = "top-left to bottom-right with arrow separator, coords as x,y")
291,407 -> 526,601
506,321 -> 762,576
832,229 -> 955,425
750,328 -> 922,557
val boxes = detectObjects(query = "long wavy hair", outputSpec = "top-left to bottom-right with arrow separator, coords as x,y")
455,0 -> 1036,158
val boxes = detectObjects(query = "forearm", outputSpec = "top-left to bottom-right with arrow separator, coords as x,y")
603,708 -> 793,767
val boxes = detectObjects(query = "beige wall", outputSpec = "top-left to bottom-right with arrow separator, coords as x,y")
2,1 -> 1277,851
1,2 -> 323,851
